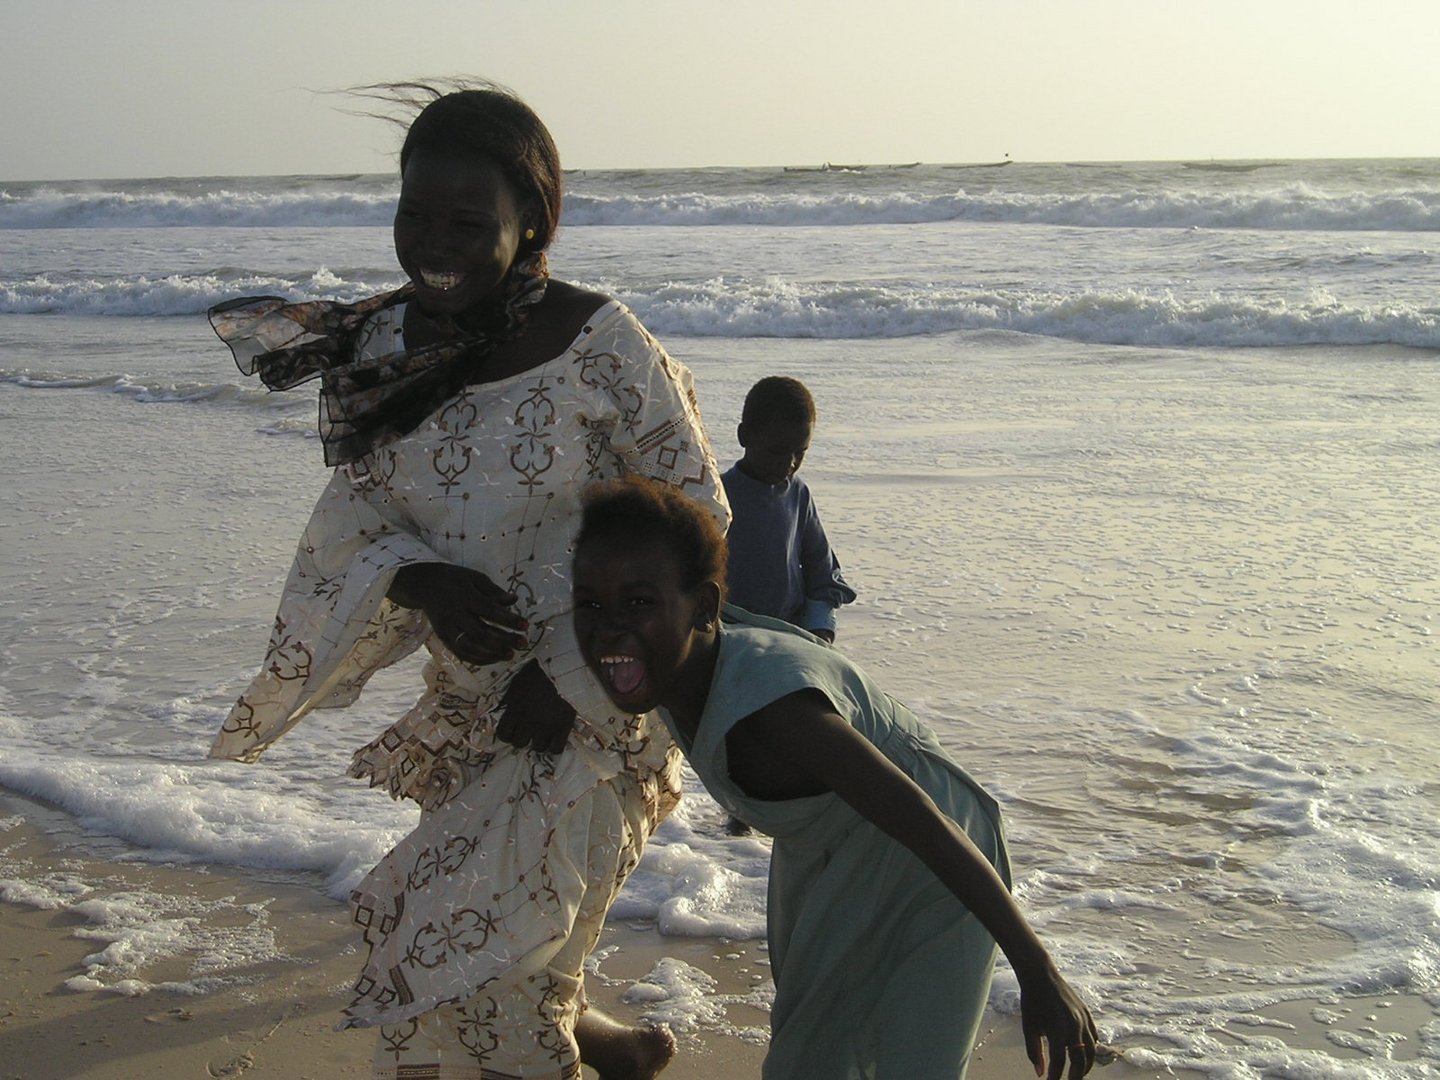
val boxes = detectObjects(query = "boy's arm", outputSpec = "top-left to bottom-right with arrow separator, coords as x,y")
796,487 -> 856,637
799,602 -> 838,642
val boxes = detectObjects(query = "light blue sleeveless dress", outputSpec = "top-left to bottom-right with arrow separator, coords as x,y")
663,608 -> 1012,1080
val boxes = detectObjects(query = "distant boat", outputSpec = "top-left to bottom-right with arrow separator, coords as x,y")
781,162 -> 868,173
781,161 -> 918,173
1181,161 -> 1280,173
956,154 -> 1013,169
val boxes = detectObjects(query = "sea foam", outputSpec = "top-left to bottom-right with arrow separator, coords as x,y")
2,276 -> 1436,349
5,183 -> 1440,232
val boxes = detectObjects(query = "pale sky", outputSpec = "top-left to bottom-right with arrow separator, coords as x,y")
3,0 -> 1437,180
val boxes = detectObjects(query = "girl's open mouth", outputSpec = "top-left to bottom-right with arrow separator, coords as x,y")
598,653 -> 645,696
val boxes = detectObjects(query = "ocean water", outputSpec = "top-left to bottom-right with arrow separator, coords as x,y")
1,159 -> 1437,1077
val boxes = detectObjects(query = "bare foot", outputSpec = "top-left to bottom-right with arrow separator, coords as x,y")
575,1007 -> 677,1080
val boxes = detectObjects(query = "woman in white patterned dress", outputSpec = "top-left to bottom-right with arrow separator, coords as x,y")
207,82 -> 728,1080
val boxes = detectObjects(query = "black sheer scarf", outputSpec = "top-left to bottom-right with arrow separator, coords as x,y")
210,254 -> 548,467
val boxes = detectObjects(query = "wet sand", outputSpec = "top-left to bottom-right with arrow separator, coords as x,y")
0,805 -> 1215,1080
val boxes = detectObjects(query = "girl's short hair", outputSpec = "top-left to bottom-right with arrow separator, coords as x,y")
365,80 -> 564,252
740,376 -> 816,428
578,477 -> 727,599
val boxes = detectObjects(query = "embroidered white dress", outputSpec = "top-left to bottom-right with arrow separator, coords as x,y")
211,300 -> 728,1079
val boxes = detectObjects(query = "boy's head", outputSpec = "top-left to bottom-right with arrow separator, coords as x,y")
737,376 -> 816,487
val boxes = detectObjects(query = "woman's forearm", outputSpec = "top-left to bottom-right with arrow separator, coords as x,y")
386,563 -> 430,609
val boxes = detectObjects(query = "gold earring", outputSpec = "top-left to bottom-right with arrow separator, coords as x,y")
524,227 -> 536,241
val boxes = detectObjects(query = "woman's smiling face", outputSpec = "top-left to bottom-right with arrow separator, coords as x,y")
573,533 -> 718,718
392,149 -> 526,318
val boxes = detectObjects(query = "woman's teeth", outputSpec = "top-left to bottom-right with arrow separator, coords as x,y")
420,269 -> 464,290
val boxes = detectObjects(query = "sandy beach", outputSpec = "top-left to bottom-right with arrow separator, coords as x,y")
0,800 -> 1221,1080
19,809 -> 1431,1080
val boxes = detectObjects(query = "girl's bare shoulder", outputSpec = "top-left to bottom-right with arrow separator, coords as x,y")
726,690 -> 836,801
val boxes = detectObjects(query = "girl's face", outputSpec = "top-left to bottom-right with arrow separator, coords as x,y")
393,149 -> 526,318
573,533 -> 719,717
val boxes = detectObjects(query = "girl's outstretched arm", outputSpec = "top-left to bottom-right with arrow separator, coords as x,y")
731,690 -> 1099,1080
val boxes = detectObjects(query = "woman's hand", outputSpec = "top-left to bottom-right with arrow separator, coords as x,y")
496,660 -> 577,754
388,563 -> 528,665
1019,963 -> 1099,1080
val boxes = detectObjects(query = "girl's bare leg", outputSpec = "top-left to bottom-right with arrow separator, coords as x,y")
575,1008 -> 676,1080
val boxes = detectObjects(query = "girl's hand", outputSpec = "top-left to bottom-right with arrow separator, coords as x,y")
1019,964 -> 1099,1080
389,563 -> 528,665
495,660 -> 577,754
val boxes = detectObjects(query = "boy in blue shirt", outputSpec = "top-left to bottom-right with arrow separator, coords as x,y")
721,376 -> 857,643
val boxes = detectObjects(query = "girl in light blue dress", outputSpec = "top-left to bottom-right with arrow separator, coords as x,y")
569,477 -> 1100,1080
